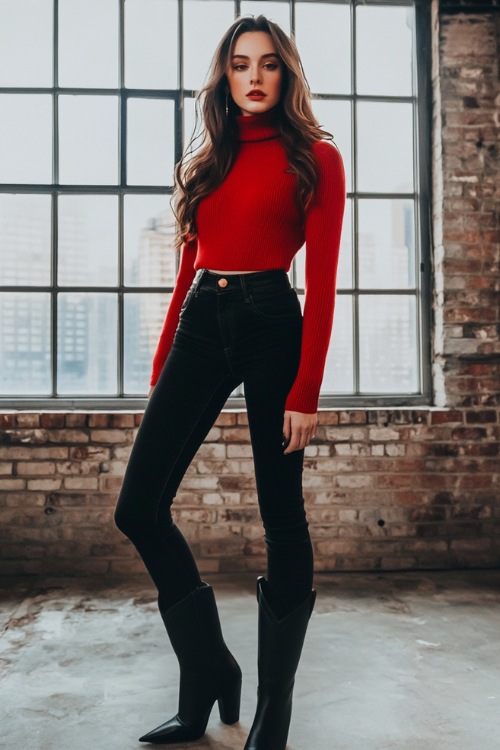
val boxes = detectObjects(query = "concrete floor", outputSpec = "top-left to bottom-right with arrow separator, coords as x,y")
1,571 -> 499,750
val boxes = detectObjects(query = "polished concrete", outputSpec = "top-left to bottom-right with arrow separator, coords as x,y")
1,571 -> 499,750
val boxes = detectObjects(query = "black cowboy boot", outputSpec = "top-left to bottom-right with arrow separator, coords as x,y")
244,576 -> 316,750
139,582 -> 242,744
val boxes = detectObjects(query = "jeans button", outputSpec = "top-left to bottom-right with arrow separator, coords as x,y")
218,277 -> 228,288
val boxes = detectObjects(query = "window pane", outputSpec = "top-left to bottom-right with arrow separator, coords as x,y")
59,95 -> 119,185
124,293 -> 171,393
183,1 -> 235,91
58,0 -> 119,88
0,293 -> 51,395
240,2 -> 290,34
0,195 -> 51,286
323,295 -> 354,394
359,295 -> 419,393
57,293 -> 117,394
357,6 -> 414,97
295,3 -> 351,95
0,95 -> 52,184
124,196 -> 176,287
294,198 -> 352,291
357,102 -> 414,194
58,196 -> 118,286
359,200 -> 415,290
0,0 -> 52,87
127,99 -> 175,186
311,99 -> 352,193
125,0 -> 178,89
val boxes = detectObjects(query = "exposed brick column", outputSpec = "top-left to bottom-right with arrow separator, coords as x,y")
435,5 -> 500,408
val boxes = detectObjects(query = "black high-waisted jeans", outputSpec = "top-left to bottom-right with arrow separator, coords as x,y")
114,269 -> 313,617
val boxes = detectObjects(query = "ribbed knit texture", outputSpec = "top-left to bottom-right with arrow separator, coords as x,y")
150,106 -> 346,413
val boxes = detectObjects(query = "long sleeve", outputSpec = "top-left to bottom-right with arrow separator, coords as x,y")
149,237 -> 198,386
284,141 -> 346,413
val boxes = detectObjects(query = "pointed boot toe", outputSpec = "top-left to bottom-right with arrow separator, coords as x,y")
139,714 -> 200,744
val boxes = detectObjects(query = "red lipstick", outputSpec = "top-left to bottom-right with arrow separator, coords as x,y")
246,89 -> 266,99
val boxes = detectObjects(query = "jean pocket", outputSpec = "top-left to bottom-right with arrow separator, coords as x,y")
249,288 -> 301,318
179,286 -> 195,314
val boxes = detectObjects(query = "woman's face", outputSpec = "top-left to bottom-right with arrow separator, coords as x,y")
226,31 -> 283,117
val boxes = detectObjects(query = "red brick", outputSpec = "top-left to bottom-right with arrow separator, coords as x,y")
88,414 -> 111,428
214,413 -> 238,426
47,430 -> 90,444
89,429 -> 129,444
15,414 -> 40,428
16,461 -> 56,476
40,413 -> 66,428
110,414 -> 136,428
65,414 -> 88,427
430,410 -> 463,425
465,410 -> 497,424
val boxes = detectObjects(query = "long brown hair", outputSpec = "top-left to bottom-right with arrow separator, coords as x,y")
171,14 -> 334,250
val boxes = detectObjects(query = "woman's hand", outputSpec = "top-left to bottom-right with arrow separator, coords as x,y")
282,410 -> 317,454
148,385 -> 155,399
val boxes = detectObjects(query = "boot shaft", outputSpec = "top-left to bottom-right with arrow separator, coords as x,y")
256,577 -> 316,689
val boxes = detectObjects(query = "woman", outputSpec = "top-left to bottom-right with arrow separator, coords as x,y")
115,14 -> 345,750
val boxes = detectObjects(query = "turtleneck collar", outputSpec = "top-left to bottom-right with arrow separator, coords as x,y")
235,106 -> 280,142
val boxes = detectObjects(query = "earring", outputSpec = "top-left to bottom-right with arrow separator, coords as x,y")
225,91 -> 229,117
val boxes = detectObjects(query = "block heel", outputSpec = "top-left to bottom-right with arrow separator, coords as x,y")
218,678 -> 242,724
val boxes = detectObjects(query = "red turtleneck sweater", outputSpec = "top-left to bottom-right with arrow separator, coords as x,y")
150,107 -> 346,413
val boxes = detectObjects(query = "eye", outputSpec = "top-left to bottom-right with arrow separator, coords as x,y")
264,63 -> 279,70
233,64 -> 247,71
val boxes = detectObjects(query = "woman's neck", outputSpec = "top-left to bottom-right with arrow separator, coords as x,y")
235,107 -> 280,142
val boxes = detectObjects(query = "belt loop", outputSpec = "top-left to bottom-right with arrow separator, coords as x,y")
193,269 -> 206,297
239,273 -> 251,302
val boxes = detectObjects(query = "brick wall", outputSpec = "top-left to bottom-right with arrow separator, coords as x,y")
0,0 -> 499,576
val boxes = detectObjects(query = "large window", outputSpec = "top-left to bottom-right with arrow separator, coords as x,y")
0,0 -> 431,408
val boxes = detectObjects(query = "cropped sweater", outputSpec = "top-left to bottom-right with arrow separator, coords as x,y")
150,106 -> 346,414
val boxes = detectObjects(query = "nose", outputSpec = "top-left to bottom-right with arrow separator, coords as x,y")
250,69 -> 262,85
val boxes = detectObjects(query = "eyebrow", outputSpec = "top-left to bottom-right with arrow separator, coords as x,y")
231,53 -> 280,60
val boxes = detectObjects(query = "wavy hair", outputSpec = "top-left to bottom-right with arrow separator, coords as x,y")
171,14 -> 334,250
